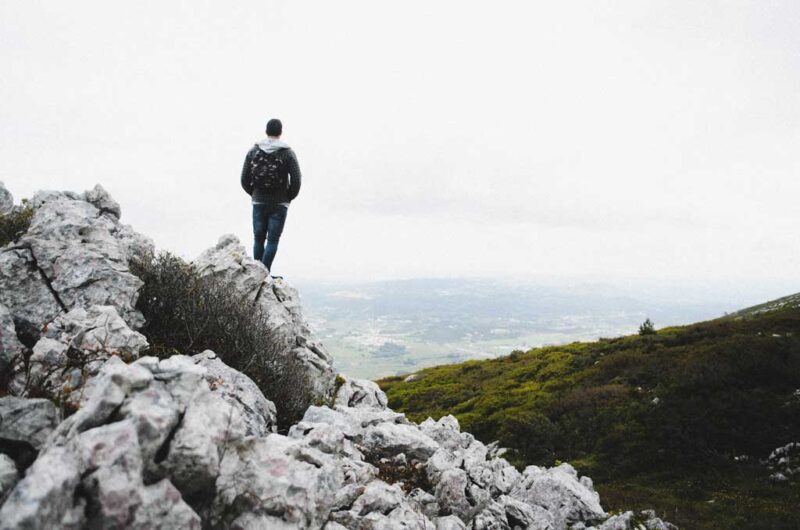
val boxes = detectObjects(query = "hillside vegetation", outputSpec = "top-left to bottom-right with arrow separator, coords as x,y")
378,296 -> 800,529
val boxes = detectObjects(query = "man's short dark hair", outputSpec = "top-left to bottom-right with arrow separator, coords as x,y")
266,119 -> 283,137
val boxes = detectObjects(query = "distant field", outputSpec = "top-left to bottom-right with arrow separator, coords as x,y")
296,278 -> 740,379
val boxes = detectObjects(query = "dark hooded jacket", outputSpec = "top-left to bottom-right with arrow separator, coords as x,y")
240,138 -> 302,205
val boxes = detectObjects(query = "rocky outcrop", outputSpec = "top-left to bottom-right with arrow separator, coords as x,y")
0,453 -> 17,504
194,234 -> 336,399
0,184 -> 675,529
0,397 -> 60,451
0,349 -> 674,529
0,182 -> 12,216
8,304 -> 149,409
193,350 -> 278,436
766,441 -> 800,482
334,376 -> 390,409
0,185 -> 152,344
0,304 -> 24,376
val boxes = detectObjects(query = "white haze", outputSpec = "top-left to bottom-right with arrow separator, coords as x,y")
1,1 -> 798,303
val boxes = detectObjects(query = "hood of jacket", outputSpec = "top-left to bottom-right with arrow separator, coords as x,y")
256,138 -> 290,154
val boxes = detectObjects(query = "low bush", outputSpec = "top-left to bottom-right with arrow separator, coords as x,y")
0,201 -> 33,246
130,252 -> 312,430
363,452 -> 432,494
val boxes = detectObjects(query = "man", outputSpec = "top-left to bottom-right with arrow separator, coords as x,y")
240,118 -> 302,273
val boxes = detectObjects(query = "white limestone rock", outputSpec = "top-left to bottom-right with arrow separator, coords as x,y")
83,184 -> 121,219
435,468 -> 473,521
435,515 -> 467,529
510,463 -> 606,528
0,188 -> 152,345
132,478 -> 202,530
158,386 -> 247,497
13,306 -> 147,407
363,421 -> 440,462
0,304 -> 24,375
0,445 -> 82,530
193,350 -> 278,436
0,396 -> 60,451
335,375 -> 389,409
420,415 -> 464,452
117,380 -> 180,478
0,247 -> 63,343
0,182 -> 13,215
0,454 -> 18,504
767,441 -> 800,480
296,404 -> 409,443
212,434 -> 345,529
472,495 -> 555,530
193,234 -> 336,398
77,420 -> 146,528
351,480 -> 405,516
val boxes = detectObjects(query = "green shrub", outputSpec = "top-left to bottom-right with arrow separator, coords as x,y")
130,251 -> 312,430
638,318 -> 656,335
0,201 -> 33,246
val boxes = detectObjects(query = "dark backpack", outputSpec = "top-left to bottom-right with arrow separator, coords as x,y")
250,146 -> 289,192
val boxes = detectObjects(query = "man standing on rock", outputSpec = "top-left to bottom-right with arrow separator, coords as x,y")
240,118 -> 302,273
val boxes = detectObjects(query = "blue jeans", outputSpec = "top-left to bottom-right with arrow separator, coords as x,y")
252,203 -> 288,271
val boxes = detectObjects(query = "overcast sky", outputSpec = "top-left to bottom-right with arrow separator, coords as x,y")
1,1 -> 798,296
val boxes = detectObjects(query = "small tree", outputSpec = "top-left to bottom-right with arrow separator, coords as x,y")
639,318 -> 656,336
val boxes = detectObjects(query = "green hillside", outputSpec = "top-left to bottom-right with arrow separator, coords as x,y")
378,295 -> 800,529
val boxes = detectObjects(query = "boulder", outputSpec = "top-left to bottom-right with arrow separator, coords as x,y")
0,182 -> 13,215
83,184 -> 121,220
471,495 -> 555,530
0,247 -> 63,344
157,386 -> 247,497
11,305 -> 147,407
212,434 -> 345,529
0,397 -> 60,451
335,375 -> 389,409
767,441 -> 800,480
0,304 -> 24,377
435,515 -> 467,529
510,463 -> 606,527
435,468 -> 473,521
0,188 -> 153,344
363,421 -> 440,462
193,350 -> 277,436
351,480 -> 405,516
77,420 -> 147,528
0,445 -> 82,530
131,479 -> 201,530
0,454 -> 18,504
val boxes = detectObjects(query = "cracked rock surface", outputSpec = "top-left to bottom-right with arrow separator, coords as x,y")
0,186 -> 152,344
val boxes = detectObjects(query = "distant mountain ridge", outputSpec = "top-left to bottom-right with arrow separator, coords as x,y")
727,291 -> 800,318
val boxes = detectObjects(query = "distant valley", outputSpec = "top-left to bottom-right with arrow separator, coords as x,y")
295,278 -> 747,379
